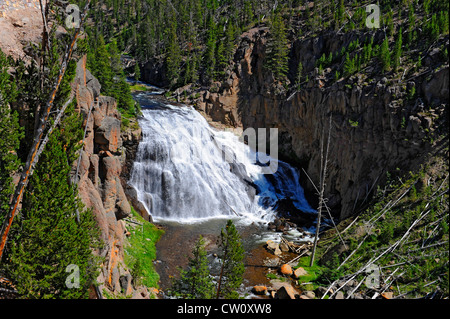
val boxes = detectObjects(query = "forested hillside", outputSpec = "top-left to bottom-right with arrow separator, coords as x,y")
85,0 -> 448,89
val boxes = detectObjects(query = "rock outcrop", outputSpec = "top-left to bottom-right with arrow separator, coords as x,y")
178,28 -> 449,221
71,56 -> 145,298
0,1 -> 41,60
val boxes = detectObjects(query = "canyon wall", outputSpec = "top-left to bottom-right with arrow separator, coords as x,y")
178,28 -> 448,220
71,56 -> 149,298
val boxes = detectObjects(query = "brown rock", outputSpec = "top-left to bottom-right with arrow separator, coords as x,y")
280,264 -> 293,276
266,240 -> 282,256
302,291 -> 315,299
95,117 -> 122,153
100,156 -> 131,220
132,287 -> 150,299
279,242 -> 290,252
276,285 -> 298,299
335,291 -> 345,299
293,267 -> 308,279
381,292 -> 394,299
252,286 -> 268,295
77,177 -> 109,243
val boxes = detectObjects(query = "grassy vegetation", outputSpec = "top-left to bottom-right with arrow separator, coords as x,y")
129,83 -> 153,92
124,206 -> 164,289
295,257 -> 324,284
296,155 -> 449,298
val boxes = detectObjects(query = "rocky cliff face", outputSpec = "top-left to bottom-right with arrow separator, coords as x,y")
71,56 -> 149,298
179,28 -> 449,220
0,0 -> 41,60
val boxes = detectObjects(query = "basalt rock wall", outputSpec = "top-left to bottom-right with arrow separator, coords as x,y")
187,28 -> 448,220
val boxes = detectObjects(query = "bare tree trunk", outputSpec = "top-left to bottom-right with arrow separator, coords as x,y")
310,115 -> 332,267
0,0 -> 91,261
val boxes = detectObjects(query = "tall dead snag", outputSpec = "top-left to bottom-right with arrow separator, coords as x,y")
310,115 -> 332,267
0,0 -> 92,261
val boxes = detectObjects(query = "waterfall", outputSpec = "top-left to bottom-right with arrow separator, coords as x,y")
129,91 -> 315,224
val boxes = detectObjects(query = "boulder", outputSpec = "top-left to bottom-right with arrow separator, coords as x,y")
252,286 -> 268,295
335,291 -> 345,299
132,286 -> 151,299
77,177 -> 109,243
293,267 -> 308,279
381,292 -> 394,299
276,285 -> 298,299
266,240 -> 282,256
279,242 -> 290,252
315,286 -> 328,298
421,66 -> 449,105
302,291 -> 315,299
102,167 -> 131,220
280,264 -> 293,276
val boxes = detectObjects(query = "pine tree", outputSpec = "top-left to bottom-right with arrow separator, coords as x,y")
3,109 -> 101,299
203,16 -> 217,84
216,220 -> 245,299
344,52 -> 356,76
407,3 -> 416,46
438,10 -> 449,35
265,12 -> 289,81
166,20 -> 181,88
215,39 -> 227,80
87,36 -> 134,116
108,40 -> 135,114
393,27 -> 403,72
380,37 -> 391,72
224,22 -> 236,62
87,35 -> 114,95
134,62 -> 141,81
184,49 -> 199,85
428,13 -> 440,41
386,10 -> 395,37
171,235 -> 215,299
337,0 -> 345,26
0,50 -> 23,221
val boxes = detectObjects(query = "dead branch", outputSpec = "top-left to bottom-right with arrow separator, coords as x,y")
310,115 -> 332,267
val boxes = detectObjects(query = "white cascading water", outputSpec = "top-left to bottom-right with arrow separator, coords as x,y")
129,91 -> 315,224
